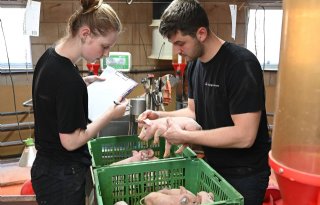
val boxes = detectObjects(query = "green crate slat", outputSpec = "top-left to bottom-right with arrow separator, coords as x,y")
88,135 -> 197,168
93,158 -> 244,205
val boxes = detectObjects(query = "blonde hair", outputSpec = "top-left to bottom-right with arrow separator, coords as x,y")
67,0 -> 122,37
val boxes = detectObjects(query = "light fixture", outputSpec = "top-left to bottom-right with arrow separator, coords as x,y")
148,19 -> 172,60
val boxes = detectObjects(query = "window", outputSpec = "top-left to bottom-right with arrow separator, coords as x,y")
0,7 -> 33,73
246,9 -> 283,71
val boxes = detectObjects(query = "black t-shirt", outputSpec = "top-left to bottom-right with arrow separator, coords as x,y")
32,47 -> 91,166
187,42 -> 271,174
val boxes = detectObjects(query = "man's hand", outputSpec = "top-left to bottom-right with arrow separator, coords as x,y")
162,117 -> 186,145
137,110 -> 160,128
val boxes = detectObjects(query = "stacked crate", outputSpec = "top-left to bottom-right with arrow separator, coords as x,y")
88,135 -> 244,205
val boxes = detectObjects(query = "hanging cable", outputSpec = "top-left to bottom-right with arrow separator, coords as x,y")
157,42 -> 165,60
139,30 -> 151,66
0,18 -> 23,142
261,6 -> 266,71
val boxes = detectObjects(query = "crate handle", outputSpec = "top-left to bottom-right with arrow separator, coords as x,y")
90,166 -> 96,186
139,196 -> 146,205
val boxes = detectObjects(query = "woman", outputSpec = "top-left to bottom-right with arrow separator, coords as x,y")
31,0 -> 127,204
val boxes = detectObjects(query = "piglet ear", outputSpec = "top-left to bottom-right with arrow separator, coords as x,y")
147,149 -> 154,157
144,119 -> 152,126
179,186 -> 187,194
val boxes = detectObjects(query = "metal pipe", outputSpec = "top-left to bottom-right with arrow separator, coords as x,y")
79,67 -> 174,74
0,111 -> 33,116
266,112 -> 274,117
0,122 -> 34,132
126,67 -> 173,74
0,140 -> 24,147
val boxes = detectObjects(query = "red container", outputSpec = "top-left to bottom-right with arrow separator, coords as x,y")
172,54 -> 187,77
172,63 -> 187,77
20,180 -> 35,195
86,63 -> 100,75
269,151 -> 320,205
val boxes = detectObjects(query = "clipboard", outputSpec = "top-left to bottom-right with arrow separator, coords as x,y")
87,66 -> 138,121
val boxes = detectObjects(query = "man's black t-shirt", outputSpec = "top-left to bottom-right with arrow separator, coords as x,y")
32,47 -> 91,166
187,42 -> 271,175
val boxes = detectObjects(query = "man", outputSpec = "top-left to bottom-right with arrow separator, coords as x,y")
138,0 -> 271,204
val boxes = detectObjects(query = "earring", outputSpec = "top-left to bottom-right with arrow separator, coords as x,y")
81,38 -> 85,43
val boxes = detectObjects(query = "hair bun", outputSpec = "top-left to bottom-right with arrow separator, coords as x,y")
81,0 -> 102,14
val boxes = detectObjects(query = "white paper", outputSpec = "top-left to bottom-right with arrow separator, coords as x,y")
87,66 -> 138,121
178,54 -> 182,64
229,4 -> 237,40
23,0 -> 41,36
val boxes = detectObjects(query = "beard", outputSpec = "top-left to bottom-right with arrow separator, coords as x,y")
185,39 -> 204,62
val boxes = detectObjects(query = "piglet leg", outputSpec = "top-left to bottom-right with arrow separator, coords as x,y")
175,144 -> 189,154
154,127 -> 166,144
163,140 -> 172,158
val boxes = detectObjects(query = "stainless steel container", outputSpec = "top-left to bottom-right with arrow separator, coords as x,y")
128,97 -> 146,135
129,97 -> 146,116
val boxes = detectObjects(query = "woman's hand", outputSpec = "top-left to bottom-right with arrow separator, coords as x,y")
83,75 -> 105,86
111,98 -> 129,120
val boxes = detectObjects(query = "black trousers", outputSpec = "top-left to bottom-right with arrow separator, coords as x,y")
222,169 -> 270,205
31,156 -> 89,205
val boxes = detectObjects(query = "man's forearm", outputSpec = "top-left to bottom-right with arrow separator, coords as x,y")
156,107 -> 195,119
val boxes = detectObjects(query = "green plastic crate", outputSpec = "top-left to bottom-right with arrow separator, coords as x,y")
88,135 -> 197,168
93,158 -> 244,205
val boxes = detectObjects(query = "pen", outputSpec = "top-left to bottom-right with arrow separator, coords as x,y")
114,100 -> 132,107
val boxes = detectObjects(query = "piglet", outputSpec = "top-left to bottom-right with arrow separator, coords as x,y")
139,117 -> 202,157
144,186 -> 198,205
110,149 -> 158,166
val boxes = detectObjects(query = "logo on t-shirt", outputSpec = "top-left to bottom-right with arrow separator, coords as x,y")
205,82 -> 219,87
